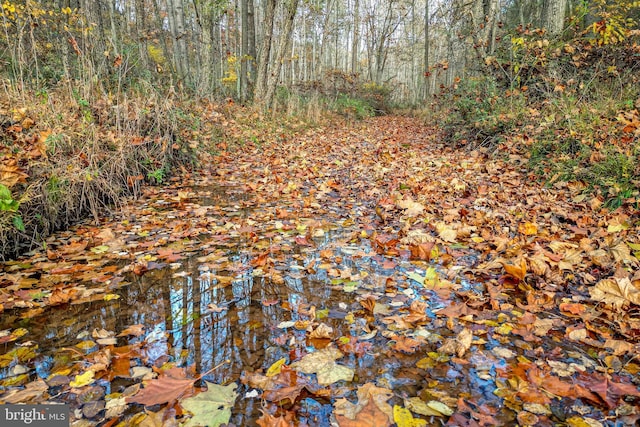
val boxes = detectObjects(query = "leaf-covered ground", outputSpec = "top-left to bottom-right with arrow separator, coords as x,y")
1,116 -> 639,426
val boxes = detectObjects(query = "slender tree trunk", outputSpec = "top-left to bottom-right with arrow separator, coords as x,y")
351,0 -> 359,74
424,0 -> 431,99
254,0 -> 276,103
263,0 -> 299,111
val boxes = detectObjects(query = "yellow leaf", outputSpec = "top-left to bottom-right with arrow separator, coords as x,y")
394,405 -> 427,427
75,340 -> 97,351
103,294 -> 120,301
70,370 -> 94,388
266,358 -> 286,377
519,222 -> 538,235
607,218 -> 630,233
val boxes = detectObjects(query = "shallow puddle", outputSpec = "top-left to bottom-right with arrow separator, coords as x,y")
0,183 -> 623,425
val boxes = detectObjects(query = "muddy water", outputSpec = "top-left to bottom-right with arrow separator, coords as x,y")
0,184 -> 522,425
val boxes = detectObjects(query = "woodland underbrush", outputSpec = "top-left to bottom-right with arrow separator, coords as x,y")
0,81 -> 205,259
435,31 -> 640,209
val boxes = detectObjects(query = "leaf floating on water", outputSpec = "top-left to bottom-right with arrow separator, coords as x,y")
438,327 -> 473,357
309,323 -> 334,339
393,404 -> 427,427
335,399 -> 391,427
127,369 -> 195,407
118,324 -> 145,337
277,321 -> 296,329
290,347 -> 354,385
206,303 -> 227,313
404,397 -> 453,417
70,370 -> 95,388
181,382 -> 237,427
266,358 -> 287,377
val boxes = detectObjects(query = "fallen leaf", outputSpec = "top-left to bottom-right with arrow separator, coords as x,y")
181,381 -> 237,427
438,327 -> 472,357
336,399 -> 391,427
590,277 -> 640,308
393,404 -> 427,427
127,370 -> 195,406
290,347 -> 354,385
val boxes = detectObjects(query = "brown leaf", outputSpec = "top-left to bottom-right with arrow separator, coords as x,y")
118,324 -> 146,337
392,336 -> 422,353
590,277 -> 640,309
335,399 -> 391,427
409,242 -> 434,261
256,409 -> 295,427
126,370 -> 195,406
438,327 -> 472,357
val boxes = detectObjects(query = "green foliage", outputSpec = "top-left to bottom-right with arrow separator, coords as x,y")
147,168 -> 166,184
333,94 -> 374,119
0,184 -> 20,212
0,184 -> 25,232
442,76 -> 526,148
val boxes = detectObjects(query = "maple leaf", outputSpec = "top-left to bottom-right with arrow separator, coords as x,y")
181,381 -> 237,427
396,197 -> 425,217
261,367 -> 316,403
127,369 -> 196,406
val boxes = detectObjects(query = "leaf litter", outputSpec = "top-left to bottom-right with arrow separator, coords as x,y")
0,116 -> 639,425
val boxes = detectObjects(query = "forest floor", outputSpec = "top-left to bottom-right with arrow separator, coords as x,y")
1,116 -> 640,426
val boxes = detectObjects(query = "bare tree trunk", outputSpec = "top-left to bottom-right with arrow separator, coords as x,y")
543,0 -> 567,36
424,0 -> 431,99
254,0 -> 276,102
351,0 -> 359,74
262,0 -> 299,111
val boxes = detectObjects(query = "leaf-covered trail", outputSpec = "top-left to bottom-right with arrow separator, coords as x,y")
1,116 -> 639,426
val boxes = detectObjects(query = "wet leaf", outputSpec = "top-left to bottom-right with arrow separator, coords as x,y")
118,324 -> 145,337
266,358 -> 286,377
437,327 -> 472,357
393,404 -> 427,427
336,399 -> 391,427
290,347 -> 354,385
404,397 -> 454,417
127,369 -> 195,406
70,370 -> 95,388
181,381 -> 237,427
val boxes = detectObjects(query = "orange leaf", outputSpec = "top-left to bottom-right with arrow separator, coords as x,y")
501,258 -> 527,281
